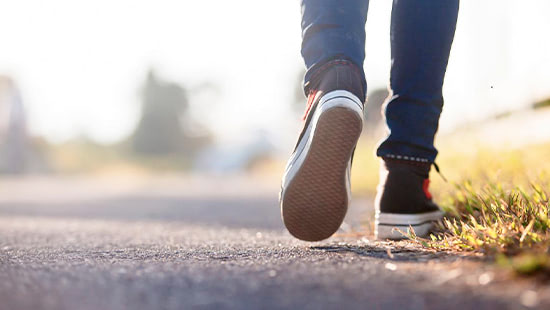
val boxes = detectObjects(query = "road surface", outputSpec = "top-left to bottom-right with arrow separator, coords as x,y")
0,175 -> 548,310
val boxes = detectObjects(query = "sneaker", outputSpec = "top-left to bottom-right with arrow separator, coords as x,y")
375,158 -> 443,240
280,62 -> 364,242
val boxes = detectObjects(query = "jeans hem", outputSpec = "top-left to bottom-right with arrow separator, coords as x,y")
303,57 -> 365,97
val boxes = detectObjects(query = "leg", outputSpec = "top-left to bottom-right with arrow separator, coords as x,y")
377,0 -> 459,163
375,0 -> 459,240
301,0 -> 369,100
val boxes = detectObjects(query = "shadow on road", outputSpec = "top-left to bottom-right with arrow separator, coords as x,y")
310,244 -> 483,262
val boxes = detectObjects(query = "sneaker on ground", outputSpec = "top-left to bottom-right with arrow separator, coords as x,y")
280,62 -> 364,242
375,158 -> 443,240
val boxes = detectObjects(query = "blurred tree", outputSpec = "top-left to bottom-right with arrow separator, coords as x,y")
0,76 -> 28,174
132,70 -> 188,154
131,69 -> 212,157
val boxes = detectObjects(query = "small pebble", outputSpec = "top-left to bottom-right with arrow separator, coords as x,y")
521,290 -> 539,308
478,272 -> 494,285
385,263 -> 397,271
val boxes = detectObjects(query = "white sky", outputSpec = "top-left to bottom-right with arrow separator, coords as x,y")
1,0 -> 550,144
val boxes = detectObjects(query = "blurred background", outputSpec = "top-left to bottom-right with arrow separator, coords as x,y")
1,0 -> 550,199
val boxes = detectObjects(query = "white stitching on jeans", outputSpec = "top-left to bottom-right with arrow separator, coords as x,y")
384,154 -> 429,163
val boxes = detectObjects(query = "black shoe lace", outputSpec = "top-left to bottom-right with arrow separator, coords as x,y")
433,162 -> 448,183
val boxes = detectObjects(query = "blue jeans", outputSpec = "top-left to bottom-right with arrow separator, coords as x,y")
301,0 -> 459,163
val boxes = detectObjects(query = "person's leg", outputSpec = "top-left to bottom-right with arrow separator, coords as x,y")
375,0 -> 459,240
377,0 -> 459,162
301,0 -> 369,100
280,0 -> 368,242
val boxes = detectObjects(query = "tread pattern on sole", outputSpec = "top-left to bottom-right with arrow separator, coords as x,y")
282,107 -> 362,241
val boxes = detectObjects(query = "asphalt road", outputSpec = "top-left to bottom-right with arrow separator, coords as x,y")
0,175 -> 548,310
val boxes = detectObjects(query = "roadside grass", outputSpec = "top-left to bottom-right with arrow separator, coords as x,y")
425,181 -> 550,276
352,137 -> 550,276
417,143 -> 550,277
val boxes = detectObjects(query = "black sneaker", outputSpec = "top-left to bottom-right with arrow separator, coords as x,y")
375,157 -> 443,240
280,61 -> 364,242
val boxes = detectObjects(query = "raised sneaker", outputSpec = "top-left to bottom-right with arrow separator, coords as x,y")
280,61 -> 364,241
375,158 -> 443,240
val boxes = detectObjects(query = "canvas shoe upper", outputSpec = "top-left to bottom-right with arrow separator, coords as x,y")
375,158 -> 443,240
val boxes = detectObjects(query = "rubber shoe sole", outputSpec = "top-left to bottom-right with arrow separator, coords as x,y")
375,210 -> 443,240
280,91 -> 363,242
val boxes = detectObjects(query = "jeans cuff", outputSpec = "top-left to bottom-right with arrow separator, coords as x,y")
303,57 -> 364,96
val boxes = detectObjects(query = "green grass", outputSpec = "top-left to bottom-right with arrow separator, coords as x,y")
437,181 -> 549,254
533,98 -> 550,110
427,181 -> 550,275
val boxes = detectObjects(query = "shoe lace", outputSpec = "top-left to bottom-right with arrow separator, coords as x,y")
433,162 -> 448,182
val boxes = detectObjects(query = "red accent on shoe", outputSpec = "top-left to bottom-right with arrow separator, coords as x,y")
302,91 -> 317,121
423,178 -> 433,200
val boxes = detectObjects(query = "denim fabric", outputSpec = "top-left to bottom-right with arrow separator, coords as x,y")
301,0 -> 459,162
301,0 -> 369,97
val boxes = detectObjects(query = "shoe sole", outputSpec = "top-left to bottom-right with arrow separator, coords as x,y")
375,210 -> 443,240
281,92 -> 363,242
